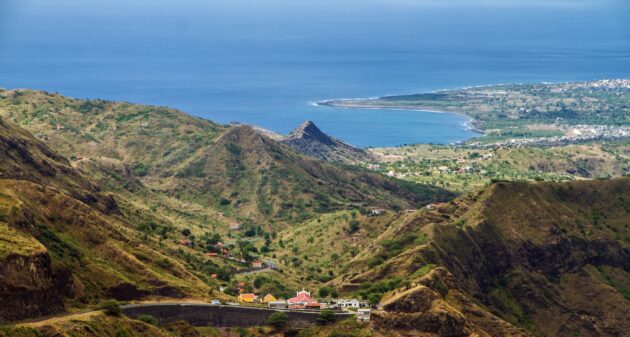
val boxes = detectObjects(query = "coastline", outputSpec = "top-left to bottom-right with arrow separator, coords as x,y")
315,99 -> 485,135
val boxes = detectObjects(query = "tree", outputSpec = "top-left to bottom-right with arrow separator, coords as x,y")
254,276 -> 267,289
367,293 -> 382,306
317,309 -> 336,325
318,286 -> 331,298
206,233 -> 221,245
267,312 -> 289,329
348,220 -> 360,234
98,299 -> 122,316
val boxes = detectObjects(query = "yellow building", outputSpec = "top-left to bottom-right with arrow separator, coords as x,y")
262,294 -> 277,303
237,293 -> 257,303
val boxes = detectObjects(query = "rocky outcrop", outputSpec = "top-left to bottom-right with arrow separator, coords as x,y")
280,121 -> 376,164
373,268 -> 530,337
0,253 -> 69,322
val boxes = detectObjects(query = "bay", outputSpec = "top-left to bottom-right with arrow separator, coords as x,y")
0,0 -> 628,147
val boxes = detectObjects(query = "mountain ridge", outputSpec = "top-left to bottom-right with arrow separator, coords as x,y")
340,178 -> 630,336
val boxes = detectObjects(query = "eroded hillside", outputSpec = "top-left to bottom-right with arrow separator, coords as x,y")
0,118 -> 215,322
338,178 -> 630,336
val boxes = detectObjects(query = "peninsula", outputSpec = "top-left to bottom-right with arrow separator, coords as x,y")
320,79 -> 630,147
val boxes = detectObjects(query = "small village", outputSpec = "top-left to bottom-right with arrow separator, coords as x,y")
173,220 -> 374,322
233,289 -> 371,321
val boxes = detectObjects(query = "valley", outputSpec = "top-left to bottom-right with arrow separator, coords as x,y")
0,87 -> 628,337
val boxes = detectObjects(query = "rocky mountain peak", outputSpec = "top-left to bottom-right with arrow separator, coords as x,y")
279,120 -> 376,164
286,120 -> 334,145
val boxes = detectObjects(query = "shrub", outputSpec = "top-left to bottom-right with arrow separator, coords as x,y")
348,220 -> 360,234
367,293 -> 382,306
157,258 -> 173,269
131,163 -> 149,176
137,314 -> 158,326
267,312 -> 289,329
318,286 -> 332,298
98,299 -> 122,316
367,256 -> 384,267
316,310 -> 336,325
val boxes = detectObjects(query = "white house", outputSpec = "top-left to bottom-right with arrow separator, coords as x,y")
369,209 -> 385,217
335,299 -> 362,309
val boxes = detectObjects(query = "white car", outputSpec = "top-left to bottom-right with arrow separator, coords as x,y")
210,300 -> 221,305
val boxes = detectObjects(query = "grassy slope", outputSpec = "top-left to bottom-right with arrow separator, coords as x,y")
0,89 -> 455,322
0,89 -> 452,226
0,117 -> 216,320
337,178 -> 630,336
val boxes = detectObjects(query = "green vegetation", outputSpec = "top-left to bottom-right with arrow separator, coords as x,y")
266,311 -> 289,329
316,310 -> 336,325
136,314 -> 159,326
369,142 -> 629,192
98,300 -> 123,316
1,87 -> 629,337
0,222 -> 46,259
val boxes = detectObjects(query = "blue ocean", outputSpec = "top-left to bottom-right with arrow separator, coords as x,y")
0,0 -> 629,147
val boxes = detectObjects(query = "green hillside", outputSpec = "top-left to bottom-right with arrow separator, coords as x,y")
337,178 -> 630,336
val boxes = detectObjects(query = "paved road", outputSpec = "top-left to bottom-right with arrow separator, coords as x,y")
122,302 -> 351,315
11,301 -> 355,328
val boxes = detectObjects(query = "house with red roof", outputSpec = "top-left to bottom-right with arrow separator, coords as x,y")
237,293 -> 257,303
287,289 -> 317,306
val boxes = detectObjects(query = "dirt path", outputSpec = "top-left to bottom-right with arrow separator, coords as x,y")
234,267 -> 271,275
15,310 -> 104,328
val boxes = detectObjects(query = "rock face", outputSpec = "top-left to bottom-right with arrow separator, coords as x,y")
280,121 -> 376,164
0,253 -> 68,322
373,268 -> 530,337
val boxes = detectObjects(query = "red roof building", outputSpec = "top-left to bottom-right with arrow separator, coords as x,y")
306,303 -> 322,309
287,289 -> 317,305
